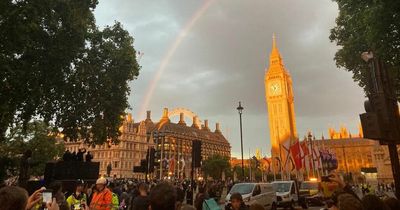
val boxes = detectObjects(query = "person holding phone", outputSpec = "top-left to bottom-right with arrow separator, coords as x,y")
67,179 -> 88,210
0,186 -> 60,210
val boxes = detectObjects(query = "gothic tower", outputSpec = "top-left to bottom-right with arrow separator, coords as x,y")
265,35 -> 298,170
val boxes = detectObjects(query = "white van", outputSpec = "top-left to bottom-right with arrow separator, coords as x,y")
225,183 -> 277,210
272,181 -> 299,209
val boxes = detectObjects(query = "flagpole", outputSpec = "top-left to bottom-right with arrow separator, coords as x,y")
249,148 -> 251,182
286,137 -> 291,180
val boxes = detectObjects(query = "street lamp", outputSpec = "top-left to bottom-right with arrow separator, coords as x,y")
237,101 -> 245,180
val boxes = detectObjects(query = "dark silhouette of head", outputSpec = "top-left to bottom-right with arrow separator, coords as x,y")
0,186 -> 28,210
362,194 -> 389,210
384,197 -> 400,210
149,182 -> 176,210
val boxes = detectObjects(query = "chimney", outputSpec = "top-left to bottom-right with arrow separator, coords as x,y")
215,123 -> 221,133
203,120 -> 210,131
147,111 -> 151,120
160,108 -> 170,122
178,113 -> 186,125
191,116 -> 200,129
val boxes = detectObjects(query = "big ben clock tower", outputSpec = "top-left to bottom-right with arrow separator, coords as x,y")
265,34 -> 298,171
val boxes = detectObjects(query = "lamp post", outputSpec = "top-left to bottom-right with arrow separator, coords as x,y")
237,101 -> 245,180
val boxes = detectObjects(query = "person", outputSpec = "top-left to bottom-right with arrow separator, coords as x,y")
175,186 -> 185,210
130,182 -> 149,210
63,150 -> 72,161
149,182 -> 177,210
186,185 -> 193,205
180,205 -> 196,210
108,182 -> 120,210
47,181 -> 69,210
66,179 -> 88,210
71,152 -> 78,161
361,194 -> 389,210
90,177 -> 112,210
225,193 -> 248,210
18,149 -> 32,188
249,203 -> 265,210
383,197 -> 400,210
335,193 -> 363,210
85,152 -> 93,162
194,184 -> 209,210
0,186 -> 59,210
77,149 -> 86,162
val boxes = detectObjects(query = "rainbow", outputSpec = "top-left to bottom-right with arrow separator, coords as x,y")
138,0 -> 215,119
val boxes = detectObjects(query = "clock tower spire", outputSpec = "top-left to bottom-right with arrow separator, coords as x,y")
264,34 -> 298,176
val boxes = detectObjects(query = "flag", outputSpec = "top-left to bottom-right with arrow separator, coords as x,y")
300,141 -> 310,156
264,157 -> 271,173
312,144 -> 321,169
290,141 -> 302,170
281,138 -> 291,170
300,141 -> 310,173
331,152 -> 338,170
168,156 -> 175,174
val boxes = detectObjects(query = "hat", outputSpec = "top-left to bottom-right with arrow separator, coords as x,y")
96,177 -> 107,185
76,179 -> 85,186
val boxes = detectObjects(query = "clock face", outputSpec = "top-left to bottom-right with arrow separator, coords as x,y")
270,82 -> 281,95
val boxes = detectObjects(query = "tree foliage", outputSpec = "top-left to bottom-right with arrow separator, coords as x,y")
202,155 -> 231,180
330,0 -> 400,99
0,0 -> 140,144
0,121 -> 65,181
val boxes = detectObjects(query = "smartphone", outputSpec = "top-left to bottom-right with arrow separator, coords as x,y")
42,190 -> 52,204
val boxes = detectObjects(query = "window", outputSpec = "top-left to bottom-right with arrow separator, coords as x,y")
253,185 -> 261,196
114,161 -> 119,168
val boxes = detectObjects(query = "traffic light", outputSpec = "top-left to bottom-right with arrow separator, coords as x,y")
148,148 -> 155,173
192,140 -> 202,168
360,99 -> 383,140
360,93 -> 400,142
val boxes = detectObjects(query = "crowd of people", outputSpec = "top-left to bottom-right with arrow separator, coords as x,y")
62,149 -> 93,162
1,172 -> 400,210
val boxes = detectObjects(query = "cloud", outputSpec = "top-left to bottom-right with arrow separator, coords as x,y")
94,0 -> 366,157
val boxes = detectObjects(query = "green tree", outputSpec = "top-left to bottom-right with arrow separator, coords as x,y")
329,0 -> 400,98
202,155 -> 231,180
0,0 -> 140,144
0,121 -> 64,181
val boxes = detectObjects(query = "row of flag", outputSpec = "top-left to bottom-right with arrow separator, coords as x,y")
263,140 -> 338,173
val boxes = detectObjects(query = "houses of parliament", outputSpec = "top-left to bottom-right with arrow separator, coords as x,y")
263,35 -> 397,183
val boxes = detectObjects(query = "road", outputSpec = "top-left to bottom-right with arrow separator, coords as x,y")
217,204 -> 324,210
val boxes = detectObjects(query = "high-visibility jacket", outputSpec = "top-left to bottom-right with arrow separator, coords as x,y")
90,188 -> 113,210
67,193 -> 87,209
111,192 -> 119,210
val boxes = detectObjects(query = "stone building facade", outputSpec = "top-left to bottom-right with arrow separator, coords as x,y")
148,108 -> 231,179
372,144 -> 400,183
64,113 -> 154,178
64,108 -> 231,179
313,137 -> 378,182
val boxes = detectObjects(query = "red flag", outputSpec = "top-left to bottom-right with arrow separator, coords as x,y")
169,156 -> 175,174
290,141 -> 302,170
300,141 -> 309,156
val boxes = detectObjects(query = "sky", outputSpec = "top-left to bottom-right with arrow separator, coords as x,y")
94,0 -> 366,158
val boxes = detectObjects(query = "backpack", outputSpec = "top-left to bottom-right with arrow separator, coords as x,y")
202,198 -> 221,210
